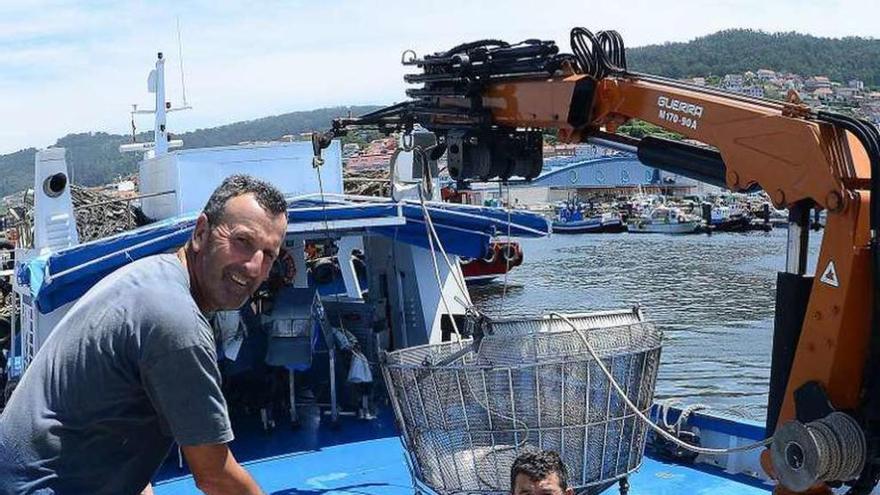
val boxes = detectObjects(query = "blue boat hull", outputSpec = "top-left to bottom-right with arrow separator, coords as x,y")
553,218 -> 625,234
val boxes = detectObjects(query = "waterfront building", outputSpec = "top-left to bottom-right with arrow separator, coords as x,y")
834,86 -> 860,101
813,87 -> 834,101
723,74 -> 744,88
344,137 -> 396,171
805,76 -> 832,92
756,69 -> 776,81
455,150 -> 714,207
849,79 -> 865,90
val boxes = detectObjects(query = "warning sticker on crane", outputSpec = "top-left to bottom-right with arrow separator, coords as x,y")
820,260 -> 839,288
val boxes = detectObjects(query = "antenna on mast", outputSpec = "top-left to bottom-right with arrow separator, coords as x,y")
176,16 -> 189,108
130,104 -> 138,142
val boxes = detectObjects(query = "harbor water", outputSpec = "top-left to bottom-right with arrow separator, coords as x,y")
469,228 -> 822,421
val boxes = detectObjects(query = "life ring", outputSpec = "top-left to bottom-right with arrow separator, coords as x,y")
501,244 -> 518,263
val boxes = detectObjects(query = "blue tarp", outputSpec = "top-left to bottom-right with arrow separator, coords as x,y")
19,197 -> 549,313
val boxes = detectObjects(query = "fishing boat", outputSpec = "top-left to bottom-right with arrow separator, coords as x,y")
8,143 -> 554,494
459,240 -> 523,284
598,212 -> 627,233
6,144 -> 778,495
627,206 -> 701,234
4,53 -> 783,495
553,206 -> 627,234
553,215 -> 604,233
702,203 -> 772,233
552,214 -> 627,234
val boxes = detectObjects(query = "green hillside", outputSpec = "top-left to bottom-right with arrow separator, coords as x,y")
0,105 -> 381,199
627,29 -> 880,85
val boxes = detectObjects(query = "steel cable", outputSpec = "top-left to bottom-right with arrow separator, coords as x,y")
550,312 -> 774,455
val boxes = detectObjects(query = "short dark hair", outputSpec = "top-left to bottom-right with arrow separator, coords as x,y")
202,175 -> 287,226
510,450 -> 568,493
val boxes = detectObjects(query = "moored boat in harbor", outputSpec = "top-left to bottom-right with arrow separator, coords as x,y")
459,240 -> 523,284
627,206 -> 701,234
552,213 -> 627,234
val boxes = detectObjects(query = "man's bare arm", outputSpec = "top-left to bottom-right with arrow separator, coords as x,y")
182,443 -> 264,495
139,483 -> 154,495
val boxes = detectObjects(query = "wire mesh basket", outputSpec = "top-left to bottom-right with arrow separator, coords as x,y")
381,310 -> 663,495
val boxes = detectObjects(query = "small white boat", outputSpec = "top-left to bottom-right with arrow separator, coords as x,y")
628,206 -> 700,234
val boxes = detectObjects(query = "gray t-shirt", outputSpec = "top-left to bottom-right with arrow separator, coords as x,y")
0,253 -> 233,495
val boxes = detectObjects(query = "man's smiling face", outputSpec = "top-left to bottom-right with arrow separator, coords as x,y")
190,193 -> 287,312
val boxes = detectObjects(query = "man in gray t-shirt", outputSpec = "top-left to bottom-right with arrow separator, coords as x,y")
0,175 -> 289,495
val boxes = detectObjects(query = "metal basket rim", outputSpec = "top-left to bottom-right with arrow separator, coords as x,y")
381,325 -> 663,371
485,308 -> 642,325
382,343 -> 663,371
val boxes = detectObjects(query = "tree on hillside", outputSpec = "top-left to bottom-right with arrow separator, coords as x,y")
627,29 -> 880,85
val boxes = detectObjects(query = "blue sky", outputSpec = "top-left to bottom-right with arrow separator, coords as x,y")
0,0 -> 878,154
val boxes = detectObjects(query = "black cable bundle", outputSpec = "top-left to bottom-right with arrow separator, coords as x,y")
323,27 -> 632,142
598,30 -> 627,72
569,27 -> 628,79
404,38 -> 560,88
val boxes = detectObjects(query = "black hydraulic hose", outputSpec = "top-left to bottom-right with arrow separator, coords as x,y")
570,27 -> 603,78
566,28 -> 786,111
439,39 -> 510,58
487,42 -> 557,61
353,101 -> 412,122
569,28 -> 628,79
596,30 -> 626,72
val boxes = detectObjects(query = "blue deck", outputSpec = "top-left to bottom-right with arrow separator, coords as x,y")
153,407 -> 771,495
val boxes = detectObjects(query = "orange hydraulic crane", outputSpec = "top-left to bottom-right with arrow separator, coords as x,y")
314,28 -> 880,494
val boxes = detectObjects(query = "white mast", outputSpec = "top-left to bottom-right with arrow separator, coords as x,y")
120,51 -> 190,158
153,52 -> 168,156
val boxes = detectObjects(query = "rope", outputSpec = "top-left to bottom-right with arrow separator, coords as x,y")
675,403 -> 708,436
412,147 -> 472,301
418,185 -> 461,337
657,399 -> 680,430
420,202 -> 471,299
313,156 -> 350,341
501,182 -> 512,312
548,312 -> 773,455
